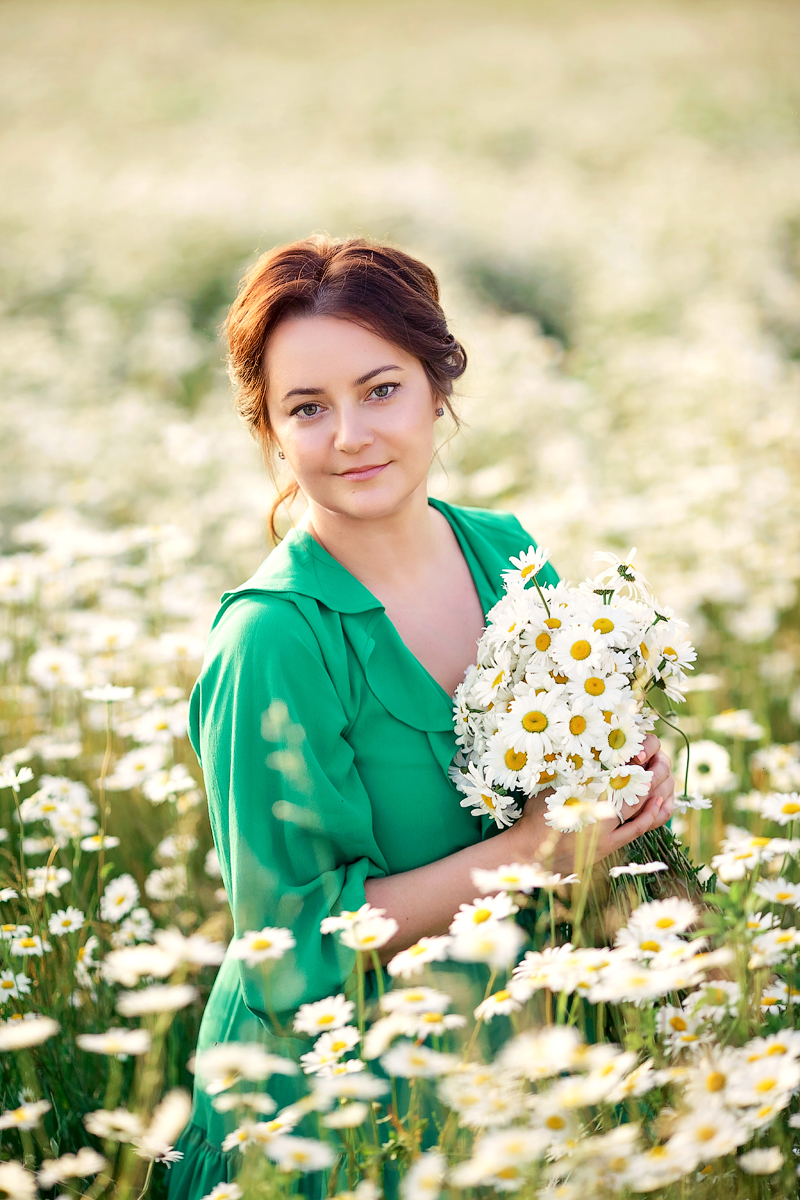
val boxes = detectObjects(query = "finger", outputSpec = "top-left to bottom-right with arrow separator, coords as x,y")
645,754 -> 670,796
607,794 -> 663,850
635,732 -> 660,766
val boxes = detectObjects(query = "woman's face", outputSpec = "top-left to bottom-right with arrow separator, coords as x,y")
264,314 -> 441,522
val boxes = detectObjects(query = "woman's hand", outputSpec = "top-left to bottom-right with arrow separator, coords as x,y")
509,733 -> 676,875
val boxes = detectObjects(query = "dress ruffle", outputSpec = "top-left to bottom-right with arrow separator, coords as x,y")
167,1122 -> 240,1200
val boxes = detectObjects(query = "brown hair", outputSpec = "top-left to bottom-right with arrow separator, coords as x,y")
223,234 -> 467,540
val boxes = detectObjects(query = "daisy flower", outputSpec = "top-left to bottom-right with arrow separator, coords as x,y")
10,933 -> 49,957
457,762 -> 520,828
116,984 -> 198,1016
386,935 -> 452,979
449,920 -> 525,969
471,862 -> 578,893
48,906 -> 85,936
229,926 -> 296,966
565,668 -> 628,708
0,971 -> 31,1002
604,763 -> 651,811
99,874 -> 140,922
754,877 -> 800,906
0,1100 -> 51,1131
544,784 -> 613,832
758,790 -> 800,825
380,1041 -> 458,1079
293,994 -> 355,1036
0,1015 -> 60,1050
598,710 -> 646,769
474,988 -> 522,1022
498,685 -> 569,761
265,1135 -> 336,1173
549,623 -> 610,675
77,1028 -> 152,1056
450,892 -> 519,935
380,987 -> 451,1014
739,1147 -> 784,1175
400,1149 -> 447,1200
339,913 -> 398,952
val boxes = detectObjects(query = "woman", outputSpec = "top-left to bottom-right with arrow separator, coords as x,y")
169,235 -> 676,1198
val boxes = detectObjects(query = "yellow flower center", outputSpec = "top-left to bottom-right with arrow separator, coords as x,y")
655,917 -> 675,929
318,1014 -> 336,1025
668,1016 -> 687,1031
422,1012 -> 441,1023
663,646 -> 678,660
696,1126 -> 717,1143
535,632 -> 551,652
639,940 -> 661,952
1,980 -> 14,990
552,672 -> 568,684
593,618 -> 614,634
493,989 -> 511,1002
755,1078 -> 776,1094
481,793 -> 496,813
492,671 -> 504,687
609,774 -> 630,790
776,891 -> 794,901
18,938 -> 36,949
520,563 -> 537,578
706,1072 -> 726,1092
546,1115 -> 566,1130
522,711 -> 548,733
538,770 -> 557,784
781,802 -> 800,815
766,1044 -> 787,1056
568,715 -> 586,735
584,677 -> 605,695
544,618 -> 561,629
252,938 -> 272,950
639,641 -> 650,659
566,754 -> 583,770
504,749 -> 527,771
751,837 -> 771,846
409,945 -> 427,957
570,639 -> 592,660
473,909 -> 492,924
608,729 -> 626,749
405,991 -> 424,1001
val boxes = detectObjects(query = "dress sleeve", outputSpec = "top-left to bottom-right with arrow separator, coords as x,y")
189,592 -> 389,1025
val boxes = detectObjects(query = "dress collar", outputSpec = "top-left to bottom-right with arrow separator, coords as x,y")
219,497 -> 495,618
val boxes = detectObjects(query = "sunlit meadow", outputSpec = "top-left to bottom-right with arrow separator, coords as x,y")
1,1 -> 800,1196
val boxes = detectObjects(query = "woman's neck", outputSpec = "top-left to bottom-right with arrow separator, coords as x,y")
300,483 -> 445,592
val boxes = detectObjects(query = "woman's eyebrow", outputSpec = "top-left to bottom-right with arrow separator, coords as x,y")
282,364 -> 402,401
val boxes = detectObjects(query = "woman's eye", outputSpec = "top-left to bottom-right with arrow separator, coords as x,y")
293,403 -> 321,419
370,382 -> 398,400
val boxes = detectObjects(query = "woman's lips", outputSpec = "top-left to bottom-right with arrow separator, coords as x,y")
336,462 -> 390,481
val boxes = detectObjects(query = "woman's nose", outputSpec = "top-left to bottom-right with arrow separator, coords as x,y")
333,403 -> 374,454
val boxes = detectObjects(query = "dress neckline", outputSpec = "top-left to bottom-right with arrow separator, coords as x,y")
289,497 -> 487,704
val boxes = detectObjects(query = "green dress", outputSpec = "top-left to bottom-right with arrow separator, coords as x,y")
168,498 -> 558,1200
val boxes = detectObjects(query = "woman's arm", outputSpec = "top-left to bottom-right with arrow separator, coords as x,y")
365,734 -> 675,958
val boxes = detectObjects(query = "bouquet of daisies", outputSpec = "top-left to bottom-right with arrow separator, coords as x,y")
451,546 -> 703,886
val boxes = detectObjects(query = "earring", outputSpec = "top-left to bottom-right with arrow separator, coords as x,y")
277,450 -> 285,459
435,407 -> 444,417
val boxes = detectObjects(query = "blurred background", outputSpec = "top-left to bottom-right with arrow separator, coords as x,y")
1,0 -> 799,734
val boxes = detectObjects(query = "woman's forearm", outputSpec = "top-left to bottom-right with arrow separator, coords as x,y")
364,821 -> 529,959
364,742 -> 676,961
